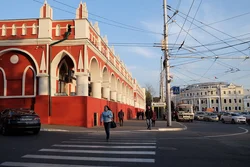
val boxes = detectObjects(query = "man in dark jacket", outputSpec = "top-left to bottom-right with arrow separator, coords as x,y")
145,106 -> 153,129
118,109 -> 124,126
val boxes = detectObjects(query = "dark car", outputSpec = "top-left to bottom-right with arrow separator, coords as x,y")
0,108 -> 41,135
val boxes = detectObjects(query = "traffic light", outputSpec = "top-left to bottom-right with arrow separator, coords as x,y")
67,25 -> 71,33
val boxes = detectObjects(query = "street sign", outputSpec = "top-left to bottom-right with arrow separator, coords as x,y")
172,86 -> 180,94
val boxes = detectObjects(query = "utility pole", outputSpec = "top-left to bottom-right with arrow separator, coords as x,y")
160,56 -> 163,102
163,0 -> 172,126
48,25 -> 72,117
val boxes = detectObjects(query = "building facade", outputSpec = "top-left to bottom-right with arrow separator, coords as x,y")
0,1 -> 146,127
178,82 -> 244,112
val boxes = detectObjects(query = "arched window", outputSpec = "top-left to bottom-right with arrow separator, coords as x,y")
22,24 -> 26,35
12,24 -> 16,36
58,63 -> 68,93
1,24 -> 6,36
32,23 -> 37,34
56,24 -> 60,36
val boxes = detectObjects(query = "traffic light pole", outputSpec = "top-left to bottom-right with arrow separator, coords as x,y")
163,0 -> 172,126
48,26 -> 71,117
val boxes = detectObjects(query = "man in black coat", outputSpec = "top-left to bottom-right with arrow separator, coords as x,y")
145,106 -> 153,129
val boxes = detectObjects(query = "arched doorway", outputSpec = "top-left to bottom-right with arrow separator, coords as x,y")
56,56 -> 75,96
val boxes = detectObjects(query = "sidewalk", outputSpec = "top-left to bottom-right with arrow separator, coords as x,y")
41,119 -> 187,133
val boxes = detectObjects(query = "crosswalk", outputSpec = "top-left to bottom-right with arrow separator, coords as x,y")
0,134 -> 157,167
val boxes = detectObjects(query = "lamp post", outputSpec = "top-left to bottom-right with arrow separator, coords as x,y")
48,25 -> 72,117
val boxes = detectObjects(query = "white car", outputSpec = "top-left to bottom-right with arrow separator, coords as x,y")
220,113 -> 246,124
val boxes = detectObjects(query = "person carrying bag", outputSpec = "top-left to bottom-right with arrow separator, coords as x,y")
101,105 -> 113,141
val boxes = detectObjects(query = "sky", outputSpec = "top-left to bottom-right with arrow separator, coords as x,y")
1,0 -> 250,96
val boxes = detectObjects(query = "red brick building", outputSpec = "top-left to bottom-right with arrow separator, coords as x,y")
0,1 -> 146,127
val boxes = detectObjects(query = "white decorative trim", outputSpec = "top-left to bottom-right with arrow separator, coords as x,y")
0,67 -> 7,96
0,48 -> 39,74
10,55 -> 19,64
22,66 -> 36,96
46,44 -> 49,73
77,50 -> 84,70
40,50 -> 46,71
0,95 -> 36,99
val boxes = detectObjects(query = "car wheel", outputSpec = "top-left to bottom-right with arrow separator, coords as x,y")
231,119 -> 235,124
33,129 -> 40,135
221,119 -> 225,123
1,125 -> 8,136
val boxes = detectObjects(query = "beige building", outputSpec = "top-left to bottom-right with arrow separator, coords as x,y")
179,82 -> 244,112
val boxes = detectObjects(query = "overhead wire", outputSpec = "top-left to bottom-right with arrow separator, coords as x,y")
170,0 -> 195,56
174,0 -> 203,57
169,6 -> 249,57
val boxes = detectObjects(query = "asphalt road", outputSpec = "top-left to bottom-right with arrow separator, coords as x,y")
0,121 -> 249,167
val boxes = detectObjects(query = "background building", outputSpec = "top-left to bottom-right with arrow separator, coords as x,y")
178,82 -> 244,112
0,1 -> 146,127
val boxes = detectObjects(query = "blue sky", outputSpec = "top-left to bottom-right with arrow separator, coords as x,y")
1,0 -> 250,96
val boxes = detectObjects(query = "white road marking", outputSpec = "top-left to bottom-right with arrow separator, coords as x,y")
22,154 -> 155,163
62,141 -> 156,145
203,127 -> 249,138
52,144 -> 156,149
0,161 -> 114,167
77,137 -> 157,140
39,148 -> 156,155
175,122 -> 188,130
71,139 -> 156,142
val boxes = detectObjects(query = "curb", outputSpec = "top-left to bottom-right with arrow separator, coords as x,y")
40,127 -> 186,133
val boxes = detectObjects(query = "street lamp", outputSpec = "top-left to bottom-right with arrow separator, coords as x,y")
48,25 -> 72,117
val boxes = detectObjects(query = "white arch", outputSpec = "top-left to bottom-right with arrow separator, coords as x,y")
89,56 -> 99,70
0,67 -> 7,96
22,65 -> 36,96
51,50 -> 77,96
57,59 -> 69,77
0,48 -> 39,73
102,65 -> 110,82
51,50 -> 77,77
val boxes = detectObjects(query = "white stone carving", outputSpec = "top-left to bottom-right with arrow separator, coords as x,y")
78,50 -> 84,70
40,51 -> 46,71
10,55 -> 19,64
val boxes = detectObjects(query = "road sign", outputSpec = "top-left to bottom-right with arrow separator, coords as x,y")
172,86 -> 180,94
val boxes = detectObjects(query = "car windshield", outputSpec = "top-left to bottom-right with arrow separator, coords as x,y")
11,109 -> 35,115
178,107 -> 191,112
231,113 -> 240,116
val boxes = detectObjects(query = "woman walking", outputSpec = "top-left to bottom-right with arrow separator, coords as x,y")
101,105 -> 113,141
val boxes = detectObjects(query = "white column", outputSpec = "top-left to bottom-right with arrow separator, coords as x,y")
110,91 -> 117,101
102,86 -> 110,100
76,73 -> 88,96
122,95 -> 126,103
199,98 -> 201,111
117,93 -> 122,102
38,75 -> 48,95
218,97 -> 221,112
207,98 -> 209,108
91,81 -> 102,99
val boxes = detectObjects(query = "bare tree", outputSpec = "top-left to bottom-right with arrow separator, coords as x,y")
144,83 -> 156,107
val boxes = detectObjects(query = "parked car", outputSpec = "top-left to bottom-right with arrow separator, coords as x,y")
220,112 -> 246,124
203,112 -> 219,122
0,108 -> 41,135
194,112 -> 205,121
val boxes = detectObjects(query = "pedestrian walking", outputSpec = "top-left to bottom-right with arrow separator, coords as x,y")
118,109 -> 124,126
101,105 -> 113,141
152,110 -> 157,127
145,106 -> 153,130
